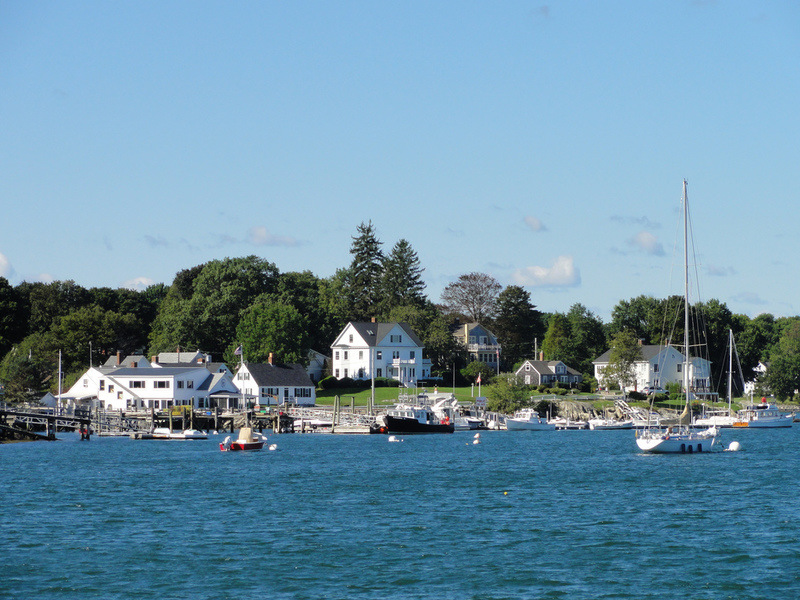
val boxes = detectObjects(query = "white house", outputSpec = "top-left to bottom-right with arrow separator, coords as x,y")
234,354 -> 316,406
592,344 -> 712,395
514,359 -> 582,386
64,353 -> 240,411
306,349 -> 329,384
330,321 -> 431,385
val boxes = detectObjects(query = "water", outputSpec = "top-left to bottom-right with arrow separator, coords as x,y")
2,427 -> 799,599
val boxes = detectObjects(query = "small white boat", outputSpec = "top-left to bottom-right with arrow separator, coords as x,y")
151,427 -> 207,440
548,416 -> 588,430
505,408 -> 555,431
588,418 -> 633,430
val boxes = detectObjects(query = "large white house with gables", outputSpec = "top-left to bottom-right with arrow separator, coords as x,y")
67,364 -> 240,411
330,321 -> 432,385
592,344 -> 712,395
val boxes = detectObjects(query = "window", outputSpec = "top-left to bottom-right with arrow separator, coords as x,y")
335,369 -> 340,378
390,334 -> 402,343
344,368 -> 348,377
376,351 -> 382,360
109,384 -> 114,393
344,351 -> 348,360
359,350 -> 363,359
677,364 -> 682,372
130,380 -> 145,388
653,364 -> 659,373
349,334 -> 353,343
154,381 -> 170,389
99,380 -> 105,390
335,351 -> 340,360
392,351 -> 400,360
296,388 -> 311,398
525,364 -> 531,371
410,351 -> 415,359
83,379 -> 88,387
377,368 -> 382,377
117,392 -> 122,399
469,336 -> 476,344
177,381 -> 184,389
187,380 -> 193,389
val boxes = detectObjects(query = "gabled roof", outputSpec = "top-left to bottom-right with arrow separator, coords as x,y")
519,360 -> 581,376
242,362 -> 314,387
592,345 -> 680,364
337,322 -> 423,348
156,350 -> 207,364
103,354 -> 149,368
452,322 -> 497,339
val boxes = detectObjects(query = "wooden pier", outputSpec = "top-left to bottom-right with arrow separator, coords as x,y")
0,402 -> 91,442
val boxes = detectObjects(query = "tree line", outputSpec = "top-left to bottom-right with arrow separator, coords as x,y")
1,221 -> 799,402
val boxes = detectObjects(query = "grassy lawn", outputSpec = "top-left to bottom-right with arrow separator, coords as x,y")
315,386 -> 480,406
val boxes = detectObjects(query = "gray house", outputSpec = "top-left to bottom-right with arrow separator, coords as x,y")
514,359 -> 582,386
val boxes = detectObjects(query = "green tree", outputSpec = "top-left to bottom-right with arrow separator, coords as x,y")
461,360 -> 494,385
276,271 -> 339,354
230,297 -> 309,366
17,280 -> 91,336
600,329 -> 643,392
486,372 -> 531,413
493,285 -> 542,367
542,313 -> 575,363
440,272 -> 501,322
0,277 -> 25,358
0,332 -> 57,402
764,319 -> 800,400
148,256 -> 279,357
566,303 -> 607,374
734,312 -> 777,378
380,239 -> 426,313
345,221 -> 385,321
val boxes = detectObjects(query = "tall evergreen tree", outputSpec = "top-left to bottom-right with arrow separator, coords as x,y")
493,285 -> 542,367
345,221 -> 385,321
381,239 -> 426,312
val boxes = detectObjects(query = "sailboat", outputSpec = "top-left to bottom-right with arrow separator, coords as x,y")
694,329 -> 740,428
636,180 -> 720,453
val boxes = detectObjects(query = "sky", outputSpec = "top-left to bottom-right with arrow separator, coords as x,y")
1,1 -> 799,323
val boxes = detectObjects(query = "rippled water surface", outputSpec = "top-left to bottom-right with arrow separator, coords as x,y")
2,427 -> 799,599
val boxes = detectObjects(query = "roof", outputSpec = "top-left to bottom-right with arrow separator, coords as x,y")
519,360 -> 581,376
106,367 -> 203,377
243,362 -> 314,387
156,351 -> 207,364
102,354 -> 149,367
452,322 -> 497,339
592,345 -> 679,364
344,322 -> 423,348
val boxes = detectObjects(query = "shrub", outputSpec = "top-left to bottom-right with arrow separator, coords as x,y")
627,390 -> 646,401
318,376 -> 339,390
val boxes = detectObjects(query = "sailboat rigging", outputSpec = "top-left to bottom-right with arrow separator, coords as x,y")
636,180 -> 720,453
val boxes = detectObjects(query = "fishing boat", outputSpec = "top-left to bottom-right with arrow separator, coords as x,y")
732,400 -> 793,428
505,408 -> 555,431
220,427 -> 266,451
636,180 -> 720,453
376,404 -> 455,434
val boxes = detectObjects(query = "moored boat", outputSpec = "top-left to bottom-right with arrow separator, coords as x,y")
220,427 -> 266,451
588,417 -> 633,430
505,408 -> 555,431
376,404 -> 454,434
732,400 -> 793,428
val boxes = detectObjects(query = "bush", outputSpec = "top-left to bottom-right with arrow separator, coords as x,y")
627,390 -> 646,401
318,376 -> 339,390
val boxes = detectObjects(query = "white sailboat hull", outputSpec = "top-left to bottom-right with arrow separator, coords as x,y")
636,428 -> 719,453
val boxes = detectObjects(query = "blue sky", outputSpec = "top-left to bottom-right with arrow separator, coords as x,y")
1,1 -> 798,322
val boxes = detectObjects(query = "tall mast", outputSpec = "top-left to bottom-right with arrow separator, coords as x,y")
727,328 -> 733,414
683,179 -> 690,403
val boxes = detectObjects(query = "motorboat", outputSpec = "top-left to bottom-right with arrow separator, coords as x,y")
505,408 -> 555,431
548,416 -> 588,430
732,401 -> 793,428
588,417 -> 633,430
220,427 -> 267,451
152,427 -> 208,440
376,404 -> 454,434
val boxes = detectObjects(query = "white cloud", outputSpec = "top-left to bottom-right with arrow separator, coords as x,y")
0,253 -> 11,278
524,216 -> 547,232
512,255 -> 581,287
123,276 -> 156,290
248,226 -> 299,247
628,231 -> 664,256
37,273 -> 54,283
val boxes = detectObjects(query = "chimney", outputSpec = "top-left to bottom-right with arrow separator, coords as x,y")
130,361 -> 136,368
371,317 -> 376,323
539,351 -> 544,361
268,352 -> 274,365
638,339 -> 644,346
151,355 -> 159,365
116,351 -> 121,366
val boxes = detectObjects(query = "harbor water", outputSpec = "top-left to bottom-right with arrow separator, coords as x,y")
2,427 -> 799,599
